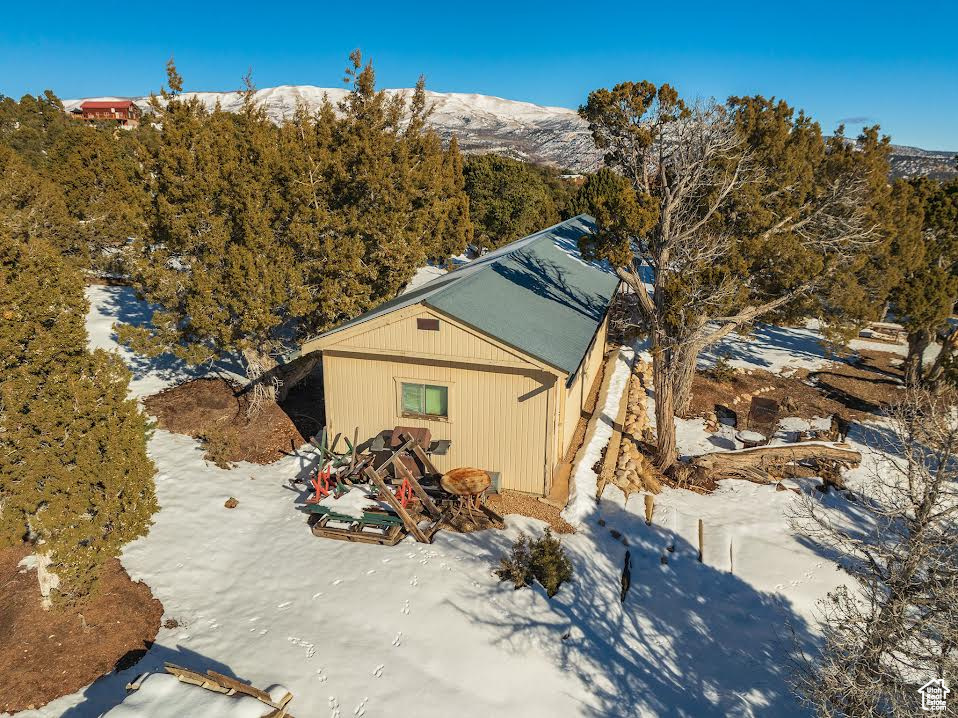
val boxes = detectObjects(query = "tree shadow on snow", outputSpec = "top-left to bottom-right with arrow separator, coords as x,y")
93,285 -> 244,385
703,324 -> 833,370
58,642 -> 240,717
446,501 -> 820,717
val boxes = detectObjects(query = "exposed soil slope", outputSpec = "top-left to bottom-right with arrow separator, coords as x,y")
0,547 -> 163,713
144,377 -> 322,465
689,350 -> 904,424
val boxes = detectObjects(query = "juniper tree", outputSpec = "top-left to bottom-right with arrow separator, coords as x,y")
49,120 -> 151,268
0,92 -> 151,265
890,177 -> 958,386
577,84 -> 890,470
0,144 -> 74,251
0,233 -> 156,604
791,389 -> 958,716
121,55 -> 471,406
463,153 -> 574,250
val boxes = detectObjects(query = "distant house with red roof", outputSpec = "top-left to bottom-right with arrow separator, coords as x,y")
71,100 -> 142,128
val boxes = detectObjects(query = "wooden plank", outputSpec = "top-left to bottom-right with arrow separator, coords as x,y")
350,427 -> 359,471
394,431 -> 438,474
393,460 -> 441,518
424,508 -> 450,540
383,438 -> 417,478
312,519 -> 404,546
364,467 -> 430,543
410,443 -> 440,476
164,664 -> 230,693
206,670 -> 277,706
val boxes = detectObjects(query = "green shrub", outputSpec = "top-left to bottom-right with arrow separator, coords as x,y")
705,356 -> 737,383
495,534 -> 534,590
199,424 -> 239,469
530,529 -> 574,597
495,529 -> 573,598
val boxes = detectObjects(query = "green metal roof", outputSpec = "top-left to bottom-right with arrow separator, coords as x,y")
314,214 -> 619,378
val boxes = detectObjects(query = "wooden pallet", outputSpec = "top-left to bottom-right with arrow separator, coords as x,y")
308,512 -> 406,546
304,431 -> 448,545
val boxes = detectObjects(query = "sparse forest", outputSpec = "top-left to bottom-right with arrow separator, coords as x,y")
2,39 -> 958,718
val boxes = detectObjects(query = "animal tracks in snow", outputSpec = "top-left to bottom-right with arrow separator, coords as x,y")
409,575 -> 419,587
392,631 -> 402,647
288,636 -> 316,659
354,697 -> 369,716
328,696 -> 341,718
372,664 -> 384,678
400,599 -> 410,615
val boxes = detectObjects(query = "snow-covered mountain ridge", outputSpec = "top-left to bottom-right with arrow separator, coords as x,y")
63,86 -> 955,178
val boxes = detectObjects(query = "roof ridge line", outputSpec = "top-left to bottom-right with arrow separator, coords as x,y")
422,214 -> 582,309
425,214 -> 590,303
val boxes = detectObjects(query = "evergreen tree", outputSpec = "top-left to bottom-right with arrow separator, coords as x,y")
0,232 -> 156,603
0,91 -> 152,266
121,54 -> 472,404
119,67 -> 313,404
578,84 -> 891,470
0,144 -> 74,252
463,153 -> 574,250
50,121 -> 151,267
890,177 -> 958,384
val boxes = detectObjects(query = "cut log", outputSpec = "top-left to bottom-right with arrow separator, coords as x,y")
690,443 -> 861,484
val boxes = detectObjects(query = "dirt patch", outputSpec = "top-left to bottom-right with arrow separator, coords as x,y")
487,491 -> 575,534
0,547 -> 163,713
144,377 -> 323,465
689,349 -> 904,425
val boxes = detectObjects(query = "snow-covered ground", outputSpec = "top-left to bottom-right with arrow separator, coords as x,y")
699,318 -> 932,375
11,287 -> 902,718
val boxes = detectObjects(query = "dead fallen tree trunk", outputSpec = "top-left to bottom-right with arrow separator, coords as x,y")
689,443 -> 862,486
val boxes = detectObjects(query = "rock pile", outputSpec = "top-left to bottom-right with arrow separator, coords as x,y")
599,360 -> 663,500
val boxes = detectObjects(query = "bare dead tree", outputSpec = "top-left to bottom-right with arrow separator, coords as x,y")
790,388 -> 958,716
580,85 -> 879,470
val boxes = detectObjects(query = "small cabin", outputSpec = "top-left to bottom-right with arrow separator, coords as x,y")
299,215 -> 619,496
73,100 -> 142,127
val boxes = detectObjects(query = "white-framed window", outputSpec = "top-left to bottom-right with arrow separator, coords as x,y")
399,381 -> 449,420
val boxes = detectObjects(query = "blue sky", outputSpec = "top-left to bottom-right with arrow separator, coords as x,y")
2,1 -> 956,150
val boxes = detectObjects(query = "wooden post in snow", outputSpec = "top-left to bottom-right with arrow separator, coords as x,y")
644,494 -> 654,526
697,519 -> 704,563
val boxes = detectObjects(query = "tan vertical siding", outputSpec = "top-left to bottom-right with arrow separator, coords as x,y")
559,314 -> 609,458
330,307 -> 527,365
322,351 -> 555,494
